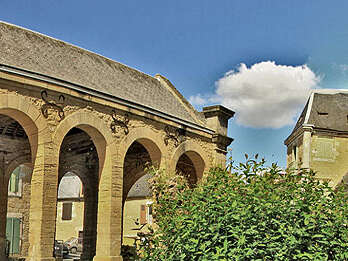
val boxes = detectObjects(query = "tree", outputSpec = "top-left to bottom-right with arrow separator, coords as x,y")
137,156 -> 348,261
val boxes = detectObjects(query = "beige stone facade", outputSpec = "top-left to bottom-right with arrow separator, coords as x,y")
285,90 -> 348,187
55,198 -> 153,247
55,173 -> 153,247
0,21 -> 234,260
56,201 -> 84,243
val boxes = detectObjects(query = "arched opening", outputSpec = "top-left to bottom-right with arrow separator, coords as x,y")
55,128 -> 99,260
336,172 -> 348,193
175,151 -> 205,186
0,114 -> 33,259
122,140 -> 161,246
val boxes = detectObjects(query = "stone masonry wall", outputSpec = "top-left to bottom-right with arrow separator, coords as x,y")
7,179 -> 31,257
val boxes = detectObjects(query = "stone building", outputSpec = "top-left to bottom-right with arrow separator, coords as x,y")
0,21 -> 234,261
285,89 -> 348,186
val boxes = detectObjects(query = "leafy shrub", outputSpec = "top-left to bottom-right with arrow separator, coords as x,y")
139,156 -> 348,260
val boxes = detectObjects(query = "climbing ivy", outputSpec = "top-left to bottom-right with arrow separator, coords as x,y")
137,156 -> 348,260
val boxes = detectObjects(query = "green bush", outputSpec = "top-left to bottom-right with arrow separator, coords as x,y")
139,156 -> 348,260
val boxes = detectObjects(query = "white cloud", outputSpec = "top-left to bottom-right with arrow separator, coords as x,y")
188,94 -> 207,106
191,61 -> 320,128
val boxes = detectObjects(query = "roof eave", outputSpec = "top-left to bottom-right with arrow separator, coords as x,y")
0,64 -> 216,135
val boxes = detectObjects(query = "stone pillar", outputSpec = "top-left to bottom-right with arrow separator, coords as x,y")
0,170 -> 8,261
27,142 -> 58,261
203,105 -> 235,166
94,147 -> 123,261
302,125 -> 313,169
80,176 -> 98,261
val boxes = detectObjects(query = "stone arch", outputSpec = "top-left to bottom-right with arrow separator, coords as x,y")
119,127 -> 166,168
0,94 -> 42,260
56,124 -> 102,260
171,140 -> 209,181
336,172 -> 348,192
5,155 -> 32,179
339,172 -> 348,183
120,128 -> 164,245
53,111 -> 114,178
54,111 -> 124,260
0,94 -> 48,164
120,127 -> 164,201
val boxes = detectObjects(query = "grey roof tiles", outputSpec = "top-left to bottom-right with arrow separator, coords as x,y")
0,21 -> 199,124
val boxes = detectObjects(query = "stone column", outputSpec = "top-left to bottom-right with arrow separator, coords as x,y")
302,125 -> 313,169
94,147 -> 123,261
27,142 -> 58,261
0,169 -> 8,261
80,176 -> 98,261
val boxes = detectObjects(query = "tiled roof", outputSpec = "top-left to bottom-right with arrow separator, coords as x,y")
306,92 -> 348,131
58,174 -> 82,199
287,90 -> 348,142
0,21 -> 202,124
127,173 -> 152,198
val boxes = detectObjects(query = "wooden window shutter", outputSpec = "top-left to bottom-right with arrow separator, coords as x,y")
140,204 -> 147,225
62,202 -> 72,220
5,217 -> 21,254
12,218 -> 20,254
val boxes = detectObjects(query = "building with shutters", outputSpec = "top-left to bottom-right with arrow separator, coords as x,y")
285,89 -> 348,187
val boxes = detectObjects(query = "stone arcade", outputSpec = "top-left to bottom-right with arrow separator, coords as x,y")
0,22 -> 234,260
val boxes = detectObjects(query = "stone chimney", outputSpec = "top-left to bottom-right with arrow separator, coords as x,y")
203,105 -> 234,136
203,105 -> 235,165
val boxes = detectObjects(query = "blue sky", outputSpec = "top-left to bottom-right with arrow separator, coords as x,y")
2,1 -> 348,167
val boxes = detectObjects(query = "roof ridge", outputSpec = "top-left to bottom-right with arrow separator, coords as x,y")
0,20 -> 205,126
0,20 -> 158,83
311,89 -> 348,94
155,74 -> 206,125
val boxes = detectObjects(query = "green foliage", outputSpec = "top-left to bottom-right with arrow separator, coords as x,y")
138,157 -> 348,260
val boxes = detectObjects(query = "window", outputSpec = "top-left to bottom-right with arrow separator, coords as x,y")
62,202 -> 72,221
140,204 -> 147,225
140,202 -> 153,225
147,204 -> 153,225
8,167 -> 21,196
293,145 -> 297,161
6,217 -> 21,254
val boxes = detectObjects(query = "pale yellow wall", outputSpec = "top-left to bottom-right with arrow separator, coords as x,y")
123,198 -> 152,246
55,201 -> 84,242
55,198 -> 151,245
286,132 -> 348,187
310,135 -> 348,186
